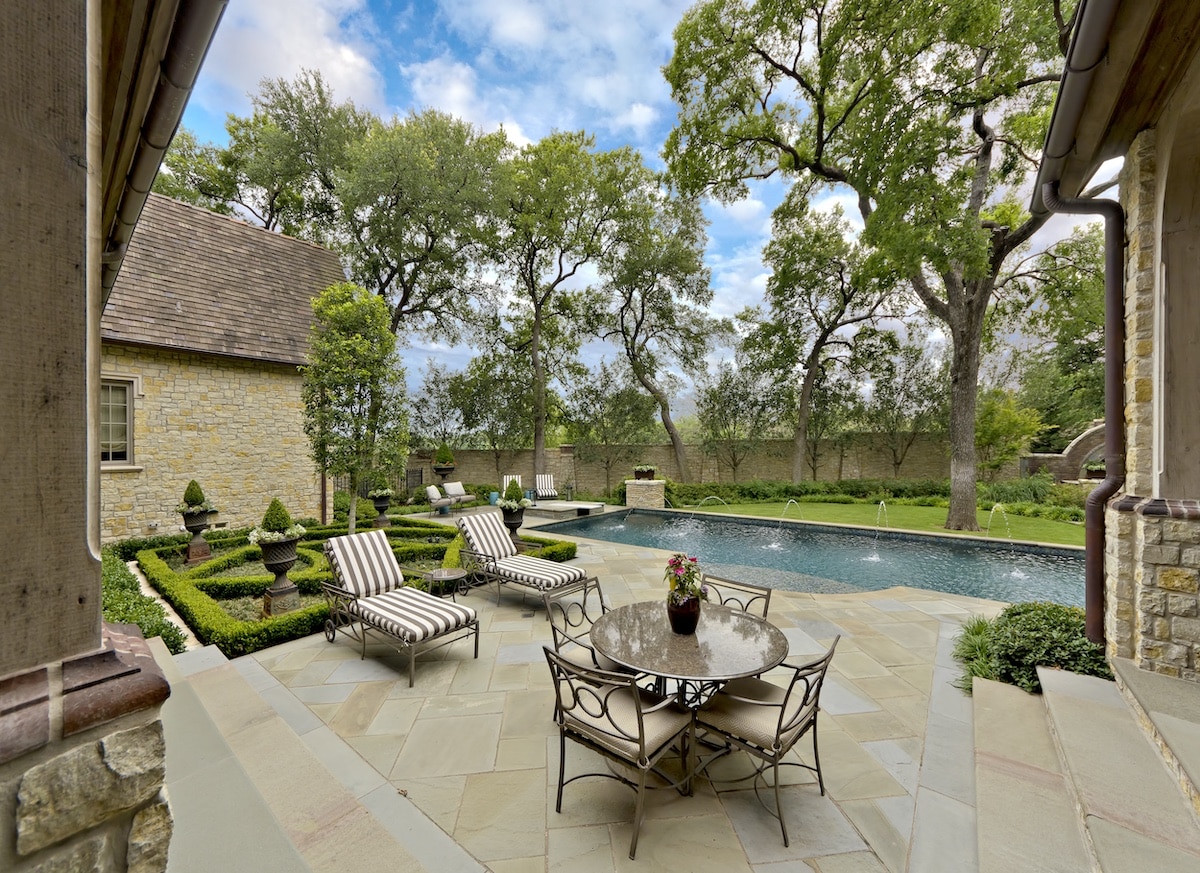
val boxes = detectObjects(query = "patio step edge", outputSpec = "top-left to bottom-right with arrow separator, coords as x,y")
1039,666 -> 1200,872
971,677 -> 1097,873
1111,656 -> 1200,820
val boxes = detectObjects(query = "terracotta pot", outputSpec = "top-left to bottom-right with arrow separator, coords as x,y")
667,596 -> 701,635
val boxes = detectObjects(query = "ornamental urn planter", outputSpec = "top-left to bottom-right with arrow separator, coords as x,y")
432,463 -> 456,482
260,537 -> 300,616
501,508 -> 525,545
667,596 -> 701,635
372,496 -> 392,527
181,510 -> 212,563
634,468 -> 656,480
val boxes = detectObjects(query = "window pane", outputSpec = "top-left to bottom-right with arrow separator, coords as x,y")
101,382 -> 129,463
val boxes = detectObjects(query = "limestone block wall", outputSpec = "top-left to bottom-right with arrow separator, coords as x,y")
625,479 -> 665,509
0,626 -> 172,871
100,344 -> 327,542
409,432 -> 975,498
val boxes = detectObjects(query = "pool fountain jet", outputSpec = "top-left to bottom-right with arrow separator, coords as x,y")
863,500 -> 889,562
779,498 -> 803,524
697,495 -> 727,507
986,503 -> 1012,541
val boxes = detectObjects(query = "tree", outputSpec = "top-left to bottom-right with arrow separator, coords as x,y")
600,175 -> 722,482
564,362 -> 659,493
740,198 -> 895,482
409,361 -> 464,449
664,0 -> 1082,528
857,333 -> 949,476
450,350 -> 534,483
301,283 -> 407,533
804,366 -> 860,479
1010,223 -> 1105,451
489,132 -> 641,479
696,361 -> 779,483
975,387 -> 1044,481
155,72 -> 502,340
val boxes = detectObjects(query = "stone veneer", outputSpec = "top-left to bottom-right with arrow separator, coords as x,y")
1104,128 -> 1200,681
625,479 -> 666,509
101,343 -> 327,542
0,624 -> 172,871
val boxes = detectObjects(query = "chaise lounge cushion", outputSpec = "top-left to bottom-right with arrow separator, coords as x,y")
458,511 -> 517,559
349,586 -> 475,645
457,512 -> 586,591
492,555 -> 585,589
326,528 -> 405,597
535,474 -> 558,499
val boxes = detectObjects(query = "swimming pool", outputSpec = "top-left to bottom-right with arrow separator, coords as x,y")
542,509 -> 1085,606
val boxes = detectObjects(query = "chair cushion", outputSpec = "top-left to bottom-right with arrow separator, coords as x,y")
565,686 -> 691,760
444,481 -> 468,499
350,586 -> 476,644
326,529 -> 404,597
698,676 -> 816,752
457,512 -> 517,559
535,474 -> 558,498
493,554 -> 585,589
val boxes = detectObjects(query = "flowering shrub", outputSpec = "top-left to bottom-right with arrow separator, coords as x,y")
665,553 -> 707,604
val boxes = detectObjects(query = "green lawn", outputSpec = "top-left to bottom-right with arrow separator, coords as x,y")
686,501 -> 1085,548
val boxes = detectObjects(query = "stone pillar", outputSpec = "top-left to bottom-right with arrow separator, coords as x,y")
625,479 -> 665,509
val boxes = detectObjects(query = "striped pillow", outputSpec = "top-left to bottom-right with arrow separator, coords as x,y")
325,529 -> 404,597
457,512 -> 517,560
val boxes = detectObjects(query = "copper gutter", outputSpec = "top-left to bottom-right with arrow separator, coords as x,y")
101,0 -> 228,305
1032,0 -> 1124,645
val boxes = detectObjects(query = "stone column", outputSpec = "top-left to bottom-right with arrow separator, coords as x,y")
625,479 -> 666,509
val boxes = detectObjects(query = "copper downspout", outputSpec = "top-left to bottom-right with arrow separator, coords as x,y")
1032,0 -> 1123,646
101,0 -> 228,305
1041,183 -> 1125,644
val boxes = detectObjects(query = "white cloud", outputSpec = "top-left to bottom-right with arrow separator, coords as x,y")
191,0 -> 385,123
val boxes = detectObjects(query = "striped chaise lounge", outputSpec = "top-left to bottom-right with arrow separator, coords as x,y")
535,473 -> 558,499
322,529 -> 479,686
456,511 -> 589,606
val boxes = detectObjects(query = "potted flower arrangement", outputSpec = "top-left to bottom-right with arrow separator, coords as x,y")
367,485 -> 394,527
432,443 -> 456,480
664,552 -> 707,635
176,479 -> 216,563
496,477 -> 532,544
633,463 -> 657,480
249,498 -> 306,603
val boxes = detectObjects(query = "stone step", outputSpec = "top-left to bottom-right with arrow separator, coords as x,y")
1039,666 -> 1200,872
972,678 -> 1094,873
1112,657 -> 1200,819
153,641 -> 483,873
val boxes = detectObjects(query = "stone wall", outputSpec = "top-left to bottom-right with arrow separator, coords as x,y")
0,625 -> 171,871
410,432 -> 966,497
100,344 -> 328,542
625,479 -> 665,509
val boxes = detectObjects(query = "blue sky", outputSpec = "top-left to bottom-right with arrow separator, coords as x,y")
182,0 -> 787,380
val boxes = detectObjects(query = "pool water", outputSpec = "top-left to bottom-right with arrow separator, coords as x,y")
543,509 -> 1085,606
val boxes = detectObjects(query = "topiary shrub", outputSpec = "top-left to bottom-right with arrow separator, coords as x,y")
956,601 -> 1112,694
504,478 -> 524,501
261,498 -> 293,532
183,479 -> 206,506
435,443 -> 455,465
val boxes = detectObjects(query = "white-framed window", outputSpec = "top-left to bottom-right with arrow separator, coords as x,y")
100,378 -> 134,464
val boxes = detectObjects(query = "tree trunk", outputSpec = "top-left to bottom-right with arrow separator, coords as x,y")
642,376 -> 689,482
347,470 -> 359,534
945,307 -> 984,530
791,359 -> 820,483
531,308 -> 546,480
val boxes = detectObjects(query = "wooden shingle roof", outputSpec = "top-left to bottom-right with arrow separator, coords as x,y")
102,193 -> 346,366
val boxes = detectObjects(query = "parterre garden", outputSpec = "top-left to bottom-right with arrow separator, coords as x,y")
104,513 -> 577,658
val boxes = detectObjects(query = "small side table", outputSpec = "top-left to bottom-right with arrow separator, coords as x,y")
424,567 -> 468,600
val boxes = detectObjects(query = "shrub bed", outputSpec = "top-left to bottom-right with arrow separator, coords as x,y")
953,601 -> 1111,694
101,550 -> 188,654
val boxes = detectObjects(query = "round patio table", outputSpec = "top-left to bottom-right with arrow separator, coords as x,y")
591,600 -> 789,707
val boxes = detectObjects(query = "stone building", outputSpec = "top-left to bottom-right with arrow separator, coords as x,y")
1036,1 -> 1200,681
1,2 -> 226,870
101,193 -> 344,541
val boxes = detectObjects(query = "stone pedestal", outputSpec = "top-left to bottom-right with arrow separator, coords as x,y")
625,479 -> 665,510
263,584 -> 300,617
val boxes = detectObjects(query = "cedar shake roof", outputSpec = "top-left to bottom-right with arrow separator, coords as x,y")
101,193 -> 346,366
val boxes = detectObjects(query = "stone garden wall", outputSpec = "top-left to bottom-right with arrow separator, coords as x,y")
100,344 -> 328,543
